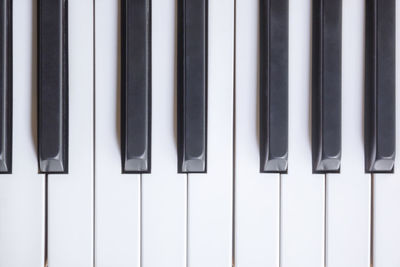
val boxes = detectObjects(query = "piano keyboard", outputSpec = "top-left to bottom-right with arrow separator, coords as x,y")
0,0 -> 398,266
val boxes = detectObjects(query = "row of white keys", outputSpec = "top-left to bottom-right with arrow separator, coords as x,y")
47,0 -> 94,266
187,0 -> 234,266
325,0 -> 371,266
235,0 -> 280,266
95,0 -> 141,266
141,0 -> 187,266
280,0 -> 324,266
0,0 -> 45,266
373,2 -> 400,266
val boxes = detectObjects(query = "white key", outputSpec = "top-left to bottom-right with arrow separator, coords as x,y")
235,0 -> 280,266
141,0 -> 187,266
325,1 -> 371,266
187,0 -> 234,266
280,0 -> 324,266
47,1 -> 94,266
0,1 -> 45,266
94,1 -> 141,266
373,3 -> 400,266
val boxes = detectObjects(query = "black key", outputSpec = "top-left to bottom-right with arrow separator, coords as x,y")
177,0 -> 207,173
259,0 -> 288,173
311,0 -> 342,173
121,0 -> 151,173
0,0 -> 12,173
38,0 -> 68,173
365,0 -> 396,173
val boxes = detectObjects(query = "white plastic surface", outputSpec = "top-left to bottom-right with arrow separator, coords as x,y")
0,1 -> 45,266
141,0 -> 187,266
95,0 -> 141,266
280,0 -> 325,266
47,1 -> 94,266
325,1 -> 371,266
235,0 -> 280,266
187,0 -> 234,266
373,2 -> 400,267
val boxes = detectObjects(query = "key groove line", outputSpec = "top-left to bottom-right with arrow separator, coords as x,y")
278,175 -> 281,267
232,0 -> 236,265
185,174 -> 189,267
370,175 -> 374,267
44,174 -> 48,267
323,175 -> 327,267
92,0 -> 96,265
139,175 -> 143,267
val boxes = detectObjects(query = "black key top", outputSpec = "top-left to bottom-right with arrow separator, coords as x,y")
365,0 -> 396,173
38,0 -> 68,173
0,0 -> 12,173
311,0 -> 342,173
177,0 -> 207,173
121,0 -> 151,173
259,0 -> 288,173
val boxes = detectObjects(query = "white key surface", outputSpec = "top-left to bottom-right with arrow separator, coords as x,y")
325,1 -> 371,266
47,1 -> 94,266
141,0 -> 187,266
187,0 -> 234,266
94,1 -> 141,266
280,0 -> 325,266
235,0 -> 280,266
373,3 -> 400,267
0,1 -> 45,266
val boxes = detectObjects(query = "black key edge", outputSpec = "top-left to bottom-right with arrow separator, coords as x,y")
0,0 -> 12,173
259,0 -> 289,174
177,0 -> 208,174
311,0 -> 342,174
364,0 -> 396,173
121,0 -> 152,174
37,0 -> 69,174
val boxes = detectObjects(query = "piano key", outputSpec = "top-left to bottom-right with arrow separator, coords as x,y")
281,0 -> 325,266
311,0 -> 341,173
47,1 -> 94,266
95,0 -> 140,265
187,0 -> 233,265
235,0 -> 280,265
38,0 -> 68,173
0,0 -> 45,265
141,0 -> 187,265
365,0 -> 396,173
373,3 -> 400,266
177,0 -> 207,173
0,0 -> 12,173
259,0 -> 288,173
121,0 -> 151,173
325,0 -> 371,265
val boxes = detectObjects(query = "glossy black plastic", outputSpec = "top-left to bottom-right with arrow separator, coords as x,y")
177,0 -> 207,173
38,0 -> 68,173
121,0 -> 151,173
365,0 -> 396,173
0,0 -> 12,173
259,0 -> 288,173
312,0 -> 342,173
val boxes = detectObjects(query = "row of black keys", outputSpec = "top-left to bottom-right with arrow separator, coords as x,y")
0,0 -> 395,174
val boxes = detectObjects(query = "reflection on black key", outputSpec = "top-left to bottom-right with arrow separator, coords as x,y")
0,0 -> 12,173
121,0 -> 151,173
177,0 -> 207,173
38,0 -> 68,173
259,0 -> 288,173
365,0 -> 396,173
311,0 -> 342,173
